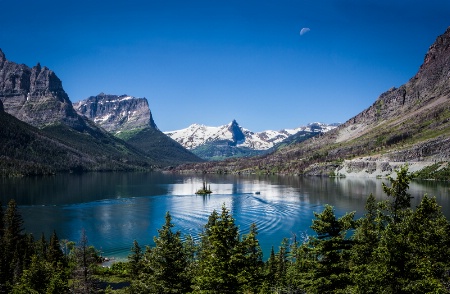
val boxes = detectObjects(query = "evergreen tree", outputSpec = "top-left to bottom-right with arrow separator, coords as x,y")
300,205 -> 356,293
275,238 -> 289,290
47,230 -> 65,266
72,229 -> 96,293
0,200 -> 5,291
0,200 -> 4,240
2,199 -> 26,287
237,222 -> 264,292
193,204 -> 241,293
348,194 -> 382,293
262,246 -> 277,291
11,254 -> 52,293
37,232 -> 48,259
366,195 -> 450,293
128,239 -> 143,280
134,211 -> 191,293
382,164 -> 413,223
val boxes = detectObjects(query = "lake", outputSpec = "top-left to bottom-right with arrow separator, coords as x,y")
1,172 -> 449,260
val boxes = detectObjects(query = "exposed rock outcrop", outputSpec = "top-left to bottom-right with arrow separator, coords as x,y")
174,26 -> 450,176
0,49 -> 84,129
73,93 -> 157,135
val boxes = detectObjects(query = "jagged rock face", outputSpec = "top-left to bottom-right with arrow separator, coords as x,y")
228,119 -> 246,143
350,28 -> 450,126
165,120 -> 337,151
0,49 -> 83,129
73,93 -> 157,134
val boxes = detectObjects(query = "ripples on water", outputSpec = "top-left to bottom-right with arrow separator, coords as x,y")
1,173 -> 449,259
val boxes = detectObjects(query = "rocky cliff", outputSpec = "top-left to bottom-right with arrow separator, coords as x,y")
174,26 -> 450,176
337,26 -> 450,143
73,93 -> 202,164
0,49 -> 84,130
73,93 -> 157,135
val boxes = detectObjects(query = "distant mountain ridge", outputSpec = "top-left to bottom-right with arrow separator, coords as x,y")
174,26 -> 450,175
0,49 -> 201,175
165,120 -> 337,150
165,120 -> 337,160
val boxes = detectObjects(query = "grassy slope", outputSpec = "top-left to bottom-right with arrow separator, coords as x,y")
174,28 -> 450,176
125,127 -> 203,166
0,111 -> 153,176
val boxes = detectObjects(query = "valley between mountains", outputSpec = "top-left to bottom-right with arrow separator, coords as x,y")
1,27 -> 450,179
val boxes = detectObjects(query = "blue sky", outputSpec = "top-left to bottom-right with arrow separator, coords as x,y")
1,0 -> 449,132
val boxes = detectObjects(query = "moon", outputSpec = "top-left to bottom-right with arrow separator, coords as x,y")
300,28 -> 311,36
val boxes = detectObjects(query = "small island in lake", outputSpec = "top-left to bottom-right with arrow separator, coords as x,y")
195,181 -> 212,195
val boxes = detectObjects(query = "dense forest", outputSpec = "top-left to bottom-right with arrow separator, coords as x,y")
1,166 -> 449,293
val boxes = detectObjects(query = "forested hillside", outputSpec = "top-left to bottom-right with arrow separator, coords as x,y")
0,105 -> 152,176
2,166 -> 449,293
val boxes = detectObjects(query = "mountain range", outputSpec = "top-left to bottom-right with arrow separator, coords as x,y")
173,27 -> 450,177
2,26 -> 450,178
164,120 -> 338,160
0,49 -> 201,176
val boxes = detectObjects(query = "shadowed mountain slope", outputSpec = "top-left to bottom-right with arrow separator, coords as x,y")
174,27 -> 450,176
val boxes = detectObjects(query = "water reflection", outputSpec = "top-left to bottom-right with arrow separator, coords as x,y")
0,172 -> 448,259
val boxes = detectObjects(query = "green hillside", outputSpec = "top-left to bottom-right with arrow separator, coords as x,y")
0,111 -> 153,177
125,127 -> 203,166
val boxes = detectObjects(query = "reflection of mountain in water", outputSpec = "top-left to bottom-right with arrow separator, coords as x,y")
2,173 -> 449,260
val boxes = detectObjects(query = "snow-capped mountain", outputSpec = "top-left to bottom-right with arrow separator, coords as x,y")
164,120 -> 338,151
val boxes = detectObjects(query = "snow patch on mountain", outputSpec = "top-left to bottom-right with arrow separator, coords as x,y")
164,121 -> 338,150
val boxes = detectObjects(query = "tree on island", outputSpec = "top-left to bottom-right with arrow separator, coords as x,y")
195,180 -> 212,195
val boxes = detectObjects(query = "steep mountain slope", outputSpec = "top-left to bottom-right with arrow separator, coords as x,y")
73,93 -> 157,135
174,27 -> 450,176
0,49 -> 84,130
125,127 -> 203,165
165,120 -> 337,160
74,93 -> 202,164
0,100 -> 151,176
0,49 -> 194,173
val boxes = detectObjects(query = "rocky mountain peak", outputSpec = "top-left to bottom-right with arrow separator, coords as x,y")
0,50 -> 83,129
342,26 -> 450,132
73,93 -> 157,134
420,26 -> 450,72
228,119 -> 245,144
0,49 -> 5,68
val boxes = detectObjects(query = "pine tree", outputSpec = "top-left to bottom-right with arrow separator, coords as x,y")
72,229 -> 96,293
128,239 -> 143,280
237,222 -> 264,292
48,230 -> 65,266
382,164 -> 413,223
348,194 -> 382,293
0,200 -> 5,291
263,246 -> 277,291
302,205 -> 356,293
37,232 -> 48,259
193,204 -> 241,293
275,238 -> 289,290
137,211 -> 191,293
367,194 -> 450,293
2,199 -> 25,287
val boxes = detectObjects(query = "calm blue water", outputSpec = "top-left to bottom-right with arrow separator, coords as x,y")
1,172 -> 449,260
